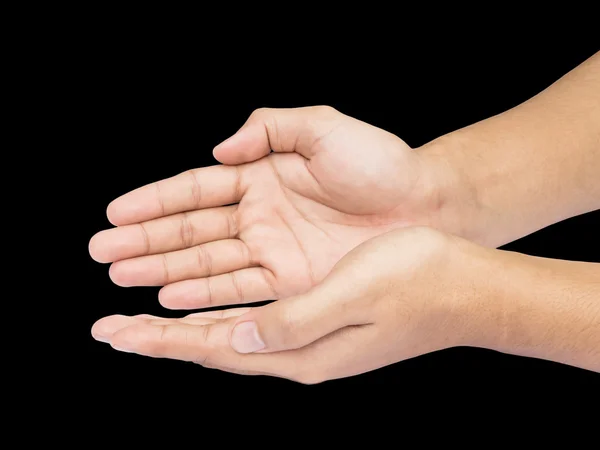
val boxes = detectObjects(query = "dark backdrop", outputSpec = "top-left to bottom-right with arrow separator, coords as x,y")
78,32 -> 599,412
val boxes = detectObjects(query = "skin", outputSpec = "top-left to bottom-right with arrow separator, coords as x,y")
89,105 -> 458,308
90,52 -> 600,381
420,52 -> 600,246
92,228 -> 600,382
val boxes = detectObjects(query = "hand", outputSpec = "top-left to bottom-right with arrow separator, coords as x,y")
91,227 -> 499,383
89,106 -> 469,309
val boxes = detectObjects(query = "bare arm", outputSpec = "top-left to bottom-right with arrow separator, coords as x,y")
476,248 -> 600,372
421,52 -> 600,247
91,227 -> 600,380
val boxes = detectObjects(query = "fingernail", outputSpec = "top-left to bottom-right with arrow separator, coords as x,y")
231,321 -> 265,353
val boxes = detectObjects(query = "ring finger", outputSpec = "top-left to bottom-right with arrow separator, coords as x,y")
89,205 -> 238,263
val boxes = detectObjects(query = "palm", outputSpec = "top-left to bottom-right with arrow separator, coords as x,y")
90,107 -> 430,309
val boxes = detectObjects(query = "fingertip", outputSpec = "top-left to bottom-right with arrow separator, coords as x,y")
110,323 -> 155,354
212,145 -> 241,165
212,125 -> 269,165
106,198 -> 122,226
158,283 -> 202,310
212,133 -> 238,163
92,315 -> 138,343
108,262 -> 133,287
212,144 -> 226,163
157,287 -> 170,308
107,189 -> 161,226
107,195 -> 137,226
88,231 -> 110,263
91,325 -> 109,343
157,287 -> 189,310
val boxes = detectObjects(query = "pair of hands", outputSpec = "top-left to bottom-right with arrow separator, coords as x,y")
87,106 -> 535,382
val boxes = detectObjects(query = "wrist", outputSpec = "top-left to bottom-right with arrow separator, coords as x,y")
437,238 -> 511,350
414,135 -> 493,247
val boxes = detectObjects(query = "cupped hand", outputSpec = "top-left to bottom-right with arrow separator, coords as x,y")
89,106 -> 459,309
92,227 -> 499,383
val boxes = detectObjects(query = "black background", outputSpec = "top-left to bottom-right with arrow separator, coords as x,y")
75,27 -> 599,414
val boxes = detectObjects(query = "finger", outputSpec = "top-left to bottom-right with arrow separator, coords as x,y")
227,277 -> 369,354
109,320 -> 230,362
146,318 -> 218,326
108,239 -> 254,287
107,165 -> 244,226
92,315 -> 140,342
89,206 -> 238,263
185,308 -> 251,319
91,314 -> 220,343
133,314 -> 161,320
212,106 -> 344,165
108,320 -> 294,378
158,267 -> 277,309
108,316 -> 378,384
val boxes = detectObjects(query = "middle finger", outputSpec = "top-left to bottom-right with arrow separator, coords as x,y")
109,239 -> 255,287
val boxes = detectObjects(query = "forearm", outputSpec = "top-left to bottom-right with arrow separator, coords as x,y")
419,52 -> 600,247
472,248 -> 600,372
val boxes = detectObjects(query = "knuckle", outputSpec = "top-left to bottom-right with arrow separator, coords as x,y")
226,209 -> 239,238
138,223 -> 151,255
200,324 -> 212,344
196,245 -> 213,277
155,181 -> 166,216
179,212 -> 194,248
186,169 -> 202,208
263,115 -> 281,149
204,277 -> 214,306
150,325 -> 171,354
161,254 -> 171,284
159,325 -> 168,342
193,326 -> 214,365
140,334 -> 165,356
230,271 -> 244,302
236,240 -> 251,265
233,166 -> 243,202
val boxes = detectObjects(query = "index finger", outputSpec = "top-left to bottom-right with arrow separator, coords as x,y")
107,165 -> 244,226
109,320 -> 292,376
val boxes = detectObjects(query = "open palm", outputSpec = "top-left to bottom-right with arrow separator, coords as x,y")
89,106 -> 442,309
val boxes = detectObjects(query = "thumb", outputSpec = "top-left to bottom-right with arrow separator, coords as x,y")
212,106 -> 343,165
228,280 -> 364,354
